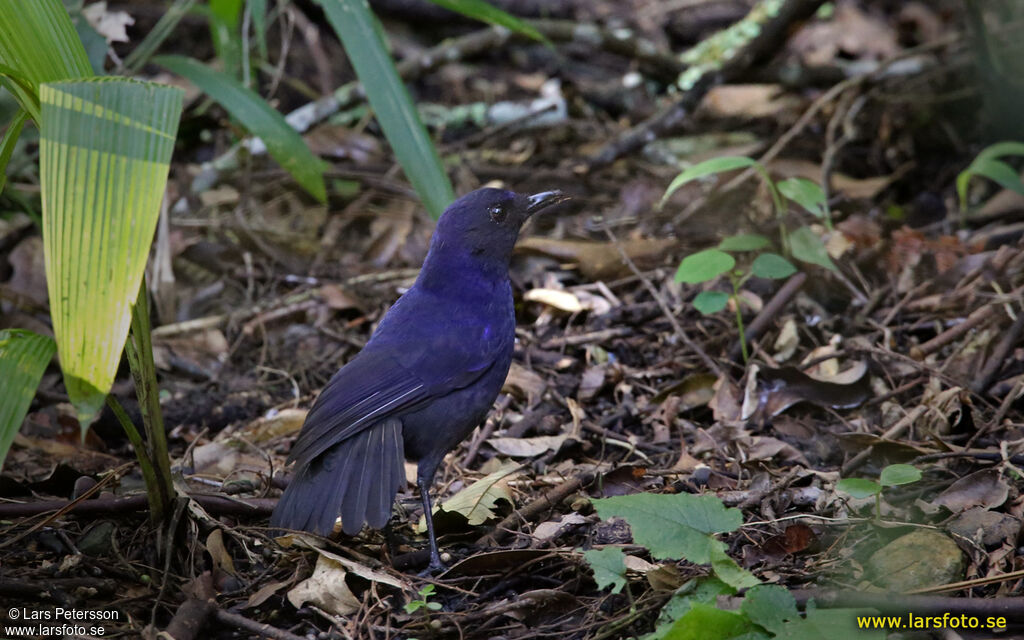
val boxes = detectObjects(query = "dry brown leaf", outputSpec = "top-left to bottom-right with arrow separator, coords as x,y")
488,435 -> 567,458
206,529 -> 236,577
934,469 -> 1009,513
701,84 -> 802,120
503,362 -> 546,406
517,237 -> 676,281
287,554 -> 361,616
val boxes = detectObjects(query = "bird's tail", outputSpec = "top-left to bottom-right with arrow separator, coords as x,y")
271,418 -> 405,536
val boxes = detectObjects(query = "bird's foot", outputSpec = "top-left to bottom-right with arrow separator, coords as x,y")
416,552 -> 446,577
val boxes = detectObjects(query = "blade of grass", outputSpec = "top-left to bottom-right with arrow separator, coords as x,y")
0,330 -> 56,471
316,0 -> 454,218
40,78 -> 183,430
424,0 -> 549,44
155,54 -> 327,202
123,0 -> 198,72
0,109 -> 29,194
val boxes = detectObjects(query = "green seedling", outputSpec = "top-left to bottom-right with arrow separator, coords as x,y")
662,156 -> 836,361
956,141 -> 1024,217
676,233 -> 796,362
836,463 -> 923,519
404,584 -> 442,615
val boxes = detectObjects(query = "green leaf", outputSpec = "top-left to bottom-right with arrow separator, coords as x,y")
777,177 -> 827,218
709,545 -> 760,590
418,461 -> 519,530
836,478 -> 881,499
879,464 -> 922,487
155,55 -> 327,202
750,253 -> 797,280
124,0 -> 198,72
741,585 -> 799,635
0,330 -> 56,471
663,156 -> 762,204
968,158 -> 1024,196
0,0 -> 94,121
315,0 -> 454,219
645,578 -> 737,640
789,225 -> 836,271
957,141 -> 1024,211
718,234 -> 771,252
973,140 -> 1024,163
424,0 -> 548,44
593,493 -> 743,564
40,78 -> 183,430
676,249 -> 736,284
661,603 -> 754,640
583,547 -> 628,594
693,290 -> 730,315
0,108 -> 29,194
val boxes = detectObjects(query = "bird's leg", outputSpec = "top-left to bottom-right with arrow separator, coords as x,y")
417,474 -> 444,573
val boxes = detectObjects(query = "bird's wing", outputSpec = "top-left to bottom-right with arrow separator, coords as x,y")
286,284 -> 512,467
285,341 -> 499,467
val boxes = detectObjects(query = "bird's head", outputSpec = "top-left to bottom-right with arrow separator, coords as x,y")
429,188 -> 568,268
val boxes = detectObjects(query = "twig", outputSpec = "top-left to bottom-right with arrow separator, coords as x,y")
909,303 -> 999,360
841,405 -> 929,475
971,308 -> 1024,394
214,609 -> 307,640
477,472 -> 596,546
540,327 -> 633,349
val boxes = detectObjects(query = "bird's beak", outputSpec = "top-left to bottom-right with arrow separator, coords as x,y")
526,190 -> 571,214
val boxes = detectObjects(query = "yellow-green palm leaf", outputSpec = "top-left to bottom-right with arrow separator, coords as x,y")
40,78 -> 183,430
0,330 -> 56,471
0,0 -> 92,122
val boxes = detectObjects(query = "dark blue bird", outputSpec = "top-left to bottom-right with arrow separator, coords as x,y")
271,188 -> 567,570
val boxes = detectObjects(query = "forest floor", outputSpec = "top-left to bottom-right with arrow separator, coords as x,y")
3,0 -> 1024,638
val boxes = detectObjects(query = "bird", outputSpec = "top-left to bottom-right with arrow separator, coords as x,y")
271,187 -> 568,571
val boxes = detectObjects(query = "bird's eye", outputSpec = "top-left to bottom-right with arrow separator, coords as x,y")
488,203 -> 508,224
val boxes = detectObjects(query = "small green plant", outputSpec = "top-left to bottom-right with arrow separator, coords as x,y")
956,141 -> 1024,215
676,234 -> 796,362
404,584 -> 442,615
836,463 -> 923,518
663,156 -> 837,362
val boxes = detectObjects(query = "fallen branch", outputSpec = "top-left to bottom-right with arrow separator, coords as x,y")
0,493 -> 276,520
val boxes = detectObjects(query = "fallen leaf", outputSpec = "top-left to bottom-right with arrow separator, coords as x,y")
419,461 -> 521,530
245,579 -> 290,609
532,513 -> 587,543
206,529 -> 236,577
488,435 -> 567,458
523,288 -> 584,312
947,508 -> 1021,548
503,362 -> 546,406
286,554 -> 360,616
517,236 -> 676,281
934,469 -> 1009,513
701,84 -> 802,120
